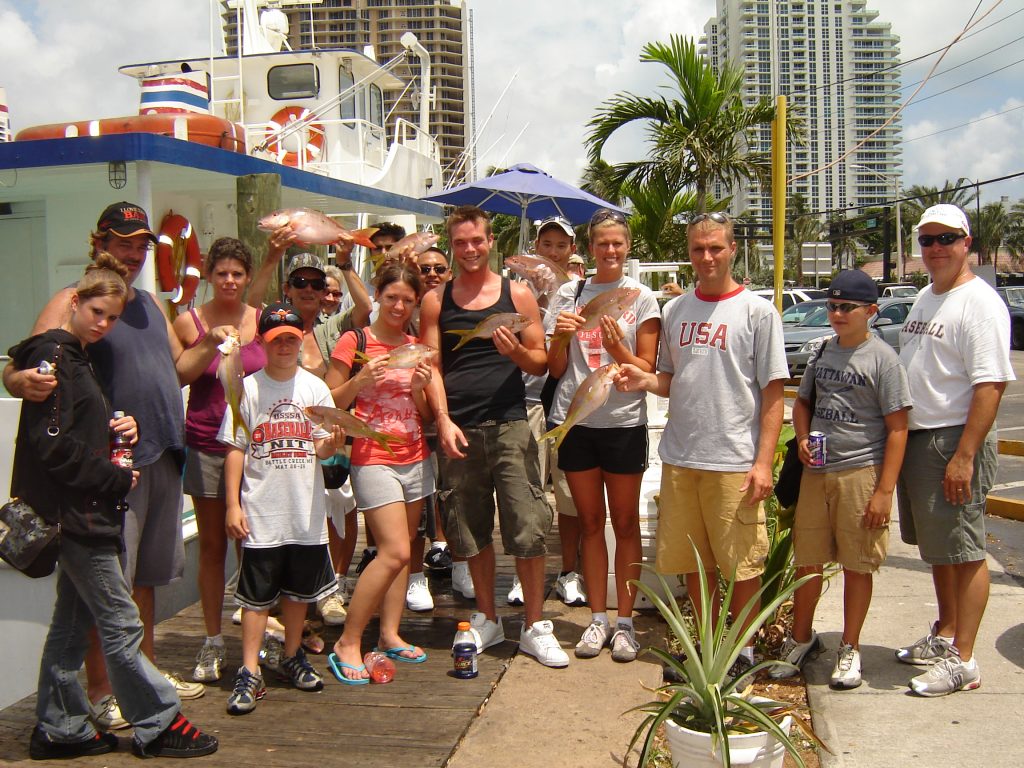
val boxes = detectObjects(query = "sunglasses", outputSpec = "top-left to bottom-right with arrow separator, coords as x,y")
826,301 -> 868,313
917,232 -> 966,248
419,264 -> 449,275
590,209 -> 627,227
687,212 -> 731,225
324,290 -> 344,298
288,276 -> 327,291
261,307 -> 303,329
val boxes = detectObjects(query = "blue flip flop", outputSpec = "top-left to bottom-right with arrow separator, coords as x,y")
376,645 -> 428,664
327,652 -> 369,685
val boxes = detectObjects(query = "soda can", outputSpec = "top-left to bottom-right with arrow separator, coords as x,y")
808,431 -> 827,467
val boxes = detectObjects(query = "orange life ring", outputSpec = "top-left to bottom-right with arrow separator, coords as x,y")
156,212 -> 202,306
265,106 -> 325,167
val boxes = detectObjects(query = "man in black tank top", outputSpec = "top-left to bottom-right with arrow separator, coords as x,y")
420,206 -> 569,668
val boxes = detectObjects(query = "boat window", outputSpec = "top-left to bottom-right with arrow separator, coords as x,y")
338,66 -> 355,127
268,64 -> 320,100
369,83 -> 384,128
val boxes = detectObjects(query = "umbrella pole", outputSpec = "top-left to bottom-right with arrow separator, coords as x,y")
517,204 -> 529,254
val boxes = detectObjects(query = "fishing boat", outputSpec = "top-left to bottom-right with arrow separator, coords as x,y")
0,0 -> 443,708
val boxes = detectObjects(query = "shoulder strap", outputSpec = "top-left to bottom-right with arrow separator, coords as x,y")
574,278 -> 587,303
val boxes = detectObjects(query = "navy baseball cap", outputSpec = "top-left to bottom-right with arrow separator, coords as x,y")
828,270 -> 878,303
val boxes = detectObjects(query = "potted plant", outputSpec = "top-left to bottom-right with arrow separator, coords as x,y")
626,550 -> 826,768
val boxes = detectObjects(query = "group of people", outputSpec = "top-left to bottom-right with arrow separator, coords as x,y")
8,196 -> 1009,759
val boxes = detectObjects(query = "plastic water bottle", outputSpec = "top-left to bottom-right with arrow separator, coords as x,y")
452,621 -> 478,679
109,410 -> 133,469
363,651 -> 396,684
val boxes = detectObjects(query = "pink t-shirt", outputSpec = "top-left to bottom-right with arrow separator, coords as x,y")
332,328 -> 429,466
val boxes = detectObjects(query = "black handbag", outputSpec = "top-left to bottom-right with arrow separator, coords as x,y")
0,344 -> 64,577
774,339 -> 829,508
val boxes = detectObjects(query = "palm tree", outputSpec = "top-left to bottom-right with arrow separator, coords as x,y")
586,35 -> 781,214
1005,200 -> 1024,261
973,202 -> 1009,266
579,158 -> 626,208
902,180 -> 979,234
620,177 -> 724,262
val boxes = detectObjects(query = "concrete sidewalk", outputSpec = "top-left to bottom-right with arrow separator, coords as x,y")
804,508 -> 1024,767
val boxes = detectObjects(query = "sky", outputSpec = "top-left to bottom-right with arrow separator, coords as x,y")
1,0 -> 1022,207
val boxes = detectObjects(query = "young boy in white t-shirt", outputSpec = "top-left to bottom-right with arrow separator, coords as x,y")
771,271 -> 911,689
220,302 -> 344,715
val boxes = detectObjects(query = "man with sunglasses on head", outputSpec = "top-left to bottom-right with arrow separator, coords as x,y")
895,204 -> 1013,697
616,211 -> 788,681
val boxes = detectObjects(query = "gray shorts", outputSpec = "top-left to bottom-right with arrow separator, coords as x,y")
438,419 -> 552,559
121,450 -> 185,588
182,448 -> 225,498
898,426 -> 997,565
350,458 -> 435,511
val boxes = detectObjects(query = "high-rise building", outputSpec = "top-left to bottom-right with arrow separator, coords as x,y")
700,0 -> 901,222
223,1 -> 474,184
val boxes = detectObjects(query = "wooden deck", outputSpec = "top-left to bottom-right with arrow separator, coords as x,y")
0,528 -> 559,767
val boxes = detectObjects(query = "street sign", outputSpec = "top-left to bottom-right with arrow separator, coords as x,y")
801,242 -> 833,282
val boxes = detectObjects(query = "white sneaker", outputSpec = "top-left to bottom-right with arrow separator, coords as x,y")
609,625 -> 640,663
232,606 -> 243,625
769,630 -> 821,679
574,620 -> 612,659
317,592 -> 347,625
507,576 -> 524,606
519,619 -> 569,668
192,639 -> 226,683
831,643 -> 862,689
452,561 -> 476,599
555,571 -> 586,606
464,611 -> 505,652
406,572 -> 435,611
162,670 -> 205,700
91,694 -> 129,731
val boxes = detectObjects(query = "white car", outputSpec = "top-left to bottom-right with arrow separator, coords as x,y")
750,288 -> 827,311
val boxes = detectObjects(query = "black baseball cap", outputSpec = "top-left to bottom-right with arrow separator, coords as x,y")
97,202 -> 157,242
258,302 -> 304,341
828,270 -> 878,303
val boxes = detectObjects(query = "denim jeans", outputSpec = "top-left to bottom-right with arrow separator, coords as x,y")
35,535 -> 180,746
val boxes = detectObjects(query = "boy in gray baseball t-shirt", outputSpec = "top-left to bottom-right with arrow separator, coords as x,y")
771,270 -> 911,690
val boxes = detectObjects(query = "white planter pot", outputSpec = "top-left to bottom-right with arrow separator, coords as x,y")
663,715 -> 793,768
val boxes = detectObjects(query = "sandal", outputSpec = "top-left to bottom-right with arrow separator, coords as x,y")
302,622 -> 325,654
327,652 -> 369,685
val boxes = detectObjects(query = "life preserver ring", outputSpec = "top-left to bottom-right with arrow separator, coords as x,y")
265,106 -> 325,167
156,212 -> 202,306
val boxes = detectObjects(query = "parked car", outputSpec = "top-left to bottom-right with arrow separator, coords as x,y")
750,288 -> 827,311
784,297 -> 916,376
780,299 -> 827,325
995,287 -> 1024,350
879,283 -> 919,298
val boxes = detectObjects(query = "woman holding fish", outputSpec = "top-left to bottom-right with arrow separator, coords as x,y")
172,238 -> 266,684
545,209 -> 661,663
323,263 -> 436,682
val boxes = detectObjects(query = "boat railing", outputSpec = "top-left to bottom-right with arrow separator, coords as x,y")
245,116 -> 389,180
393,117 -> 441,164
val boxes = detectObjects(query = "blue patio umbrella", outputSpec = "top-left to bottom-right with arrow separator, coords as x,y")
423,163 -> 627,252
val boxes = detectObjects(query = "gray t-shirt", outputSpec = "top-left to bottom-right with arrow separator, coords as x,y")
798,335 -> 912,472
657,287 -> 788,471
548,276 -> 661,428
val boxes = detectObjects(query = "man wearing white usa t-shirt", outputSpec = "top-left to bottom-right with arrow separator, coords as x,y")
896,204 -> 1014,698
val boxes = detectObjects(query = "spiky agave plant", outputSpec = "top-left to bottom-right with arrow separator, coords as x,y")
625,546 -> 826,767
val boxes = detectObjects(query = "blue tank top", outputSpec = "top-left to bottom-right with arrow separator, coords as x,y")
439,278 -> 526,426
89,290 -> 185,468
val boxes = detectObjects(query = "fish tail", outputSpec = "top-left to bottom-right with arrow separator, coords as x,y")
540,422 -> 570,451
369,430 -> 404,458
353,349 -> 371,364
445,329 -> 474,350
352,227 -> 379,250
548,333 -> 569,357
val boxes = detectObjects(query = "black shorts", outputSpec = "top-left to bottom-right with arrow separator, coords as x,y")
235,543 -> 337,611
556,424 -> 649,475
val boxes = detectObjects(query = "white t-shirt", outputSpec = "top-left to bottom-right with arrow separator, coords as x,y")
899,277 -> 1014,430
657,286 -> 789,471
218,368 -> 332,548
547,276 -> 661,428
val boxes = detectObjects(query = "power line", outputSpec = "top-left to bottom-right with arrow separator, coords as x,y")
899,32 -> 1024,92
903,56 -> 1024,106
903,102 -> 1024,143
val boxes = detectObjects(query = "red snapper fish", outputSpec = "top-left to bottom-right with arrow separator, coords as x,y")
216,335 -> 250,440
258,208 -> 378,249
305,405 -> 404,458
374,231 -> 442,266
541,363 -> 621,450
548,286 -> 641,355
445,312 -> 533,351
353,342 -> 436,369
505,255 -> 570,300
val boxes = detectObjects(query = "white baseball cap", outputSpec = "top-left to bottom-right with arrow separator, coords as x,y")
918,204 -> 970,236
536,216 -> 575,240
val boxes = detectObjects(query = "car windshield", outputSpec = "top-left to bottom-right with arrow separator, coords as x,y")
1004,287 -> 1024,307
797,306 -> 831,327
887,287 -> 917,298
781,301 -> 822,323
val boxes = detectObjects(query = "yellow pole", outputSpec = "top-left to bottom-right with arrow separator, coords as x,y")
771,95 -> 787,313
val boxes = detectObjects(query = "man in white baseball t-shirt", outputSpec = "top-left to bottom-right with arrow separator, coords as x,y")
895,203 -> 1014,697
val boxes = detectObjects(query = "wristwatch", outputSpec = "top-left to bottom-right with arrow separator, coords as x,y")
338,262 -> 353,271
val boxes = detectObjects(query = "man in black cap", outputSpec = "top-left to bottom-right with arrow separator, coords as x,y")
4,201 -> 228,727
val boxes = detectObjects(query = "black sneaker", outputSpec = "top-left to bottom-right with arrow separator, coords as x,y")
29,727 -> 117,760
281,647 -> 324,692
355,548 -> 377,576
424,545 -> 453,575
132,713 -> 218,758
662,643 -> 700,684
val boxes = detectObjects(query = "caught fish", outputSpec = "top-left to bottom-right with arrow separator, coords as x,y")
217,335 -> 250,440
258,208 -> 378,249
354,342 -> 436,369
541,364 -> 620,450
444,312 -> 533,351
505,255 -> 570,300
374,231 -> 441,266
305,405 -> 404,458
548,287 -> 641,355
